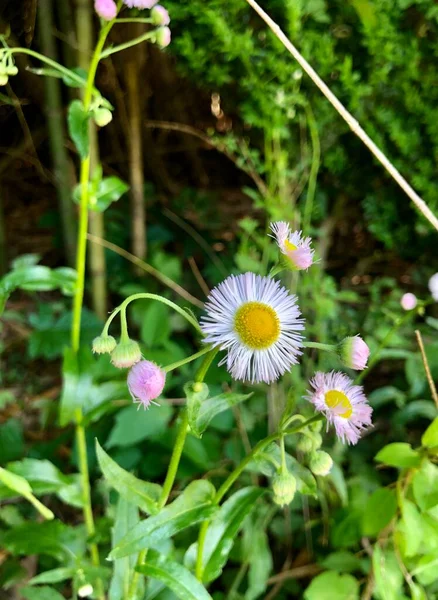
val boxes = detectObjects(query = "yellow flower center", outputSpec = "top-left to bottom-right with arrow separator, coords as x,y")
284,239 -> 298,252
325,390 -> 353,418
234,301 -> 280,350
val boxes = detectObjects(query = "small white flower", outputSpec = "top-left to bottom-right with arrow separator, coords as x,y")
200,272 -> 304,383
428,273 -> 438,302
270,221 -> 315,271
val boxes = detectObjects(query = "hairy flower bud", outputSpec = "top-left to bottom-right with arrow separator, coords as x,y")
156,26 -> 171,48
94,0 -> 117,20
400,292 -> 417,311
0,73 -> 8,86
337,335 -> 370,370
93,107 -> 113,127
309,450 -> 333,476
296,432 -> 322,454
111,339 -> 142,368
151,5 -> 170,25
127,360 -> 166,408
272,469 -> 297,506
92,334 -> 117,354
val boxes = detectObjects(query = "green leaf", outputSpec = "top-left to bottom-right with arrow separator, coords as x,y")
186,381 -> 252,438
62,67 -> 87,88
413,460 -> 438,511
321,551 -> 363,574
140,301 -> 171,348
372,547 -> 403,600
67,99 -> 90,158
137,552 -> 213,600
109,480 -> 217,559
413,554 -> 438,586
243,517 -> 272,600
304,571 -> 359,600
362,488 -> 397,536
96,439 -> 161,514
73,176 -> 129,213
3,521 -> 73,559
106,403 -> 173,448
59,347 -> 93,427
422,417 -> 438,449
0,467 -> 54,520
109,496 -> 144,600
374,443 -> 421,468
202,487 -> 265,583
29,568 -> 76,585
3,459 -> 71,495
21,586 -> 65,600
401,499 -> 423,557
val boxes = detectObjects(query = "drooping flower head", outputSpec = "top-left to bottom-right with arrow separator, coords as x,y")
200,272 -> 304,384
92,334 -> 117,354
400,292 -> 418,311
337,335 -> 370,370
306,371 -> 373,445
95,0 -> 117,20
127,360 -> 166,408
428,273 -> 438,302
270,221 -> 315,271
123,0 -> 159,8
111,339 -> 142,369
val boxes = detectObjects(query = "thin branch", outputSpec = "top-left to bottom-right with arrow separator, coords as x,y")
267,563 -> 321,584
188,256 -> 210,297
244,0 -> 438,232
86,233 -> 204,308
415,330 -> 438,409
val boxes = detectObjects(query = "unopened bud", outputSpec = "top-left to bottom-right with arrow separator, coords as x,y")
78,583 -> 93,598
111,338 -> 142,369
156,26 -> 171,48
151,5 -> 170,25
0,73 -> 9,86
309,419 -> 323,433
94,107 -> 113,127
92,334 -> 117,354
272,469 -> 296,506
336,335 -> 370,371
296,432 -> 322,454
309,450 -> 333,476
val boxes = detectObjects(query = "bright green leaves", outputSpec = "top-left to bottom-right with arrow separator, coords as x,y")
198,487 -> 265,583
422,417 -> 438,449
372,547 -> 404,600
59,347 -> 93,426
185,381 -> 252,438
96,440 -> 161,515
400,499 -> 424,557
109,480 -> 217,559
362,488 -> 397,537
106,403 -> 172,448
304,571 -> 359,600
73,165 -> 129,213
137,552 -> 213,600
21,587 -> 65,600
375,443 -> 421,468
0,467 -> 54,520
413,461 -> 438,511
67,100 -> 90,159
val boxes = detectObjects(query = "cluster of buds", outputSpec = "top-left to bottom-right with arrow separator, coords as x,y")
0,55 -> 18,87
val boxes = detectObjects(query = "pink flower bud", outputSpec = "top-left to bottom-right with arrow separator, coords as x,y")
337,335 -> 370,370
156,26 -> 171,48
151,5 -> 170,26
127,360 -> 166,408
95,0 -> 117,20
429,273 -> 438,302
123,0 -> 159,8
400,293 -> 417,311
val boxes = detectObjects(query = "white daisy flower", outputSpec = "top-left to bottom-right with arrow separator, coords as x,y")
270,221 -> 314,270
200,272 -> 304,384
306,371 -> 373,445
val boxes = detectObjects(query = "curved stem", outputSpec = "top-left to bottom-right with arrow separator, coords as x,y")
1,48 -> 86,86
164,346 -> 213,373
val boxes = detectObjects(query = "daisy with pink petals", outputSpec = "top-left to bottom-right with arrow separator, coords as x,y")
306,371 -> 373,445
270,222 -> 314,271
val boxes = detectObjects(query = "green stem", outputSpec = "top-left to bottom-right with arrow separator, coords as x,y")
2,48 -> 87,86
303,341 -> 335,352
195,413 -> 323,580
114,17 -> 153,23
194,347 -> 219,383
164,346 -> 213,373
100,30 -> 156,58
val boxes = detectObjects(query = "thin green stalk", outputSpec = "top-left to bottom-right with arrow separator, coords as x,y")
1,48 -> 87,86
100,30 -> 155,58
164,346 -> 213,373
195,414 -> 323,580
304,341 -> 335,352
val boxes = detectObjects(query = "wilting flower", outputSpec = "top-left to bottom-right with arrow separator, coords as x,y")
123,0 -> 159,8
151,5 -> 170,25
428,273 -> 438,302
337,335 -> 370,370
309,450 -> 333,476
200,272 -> 304,384
156,26 -> 171,47
127,360 -> 166,408
400,292 -> 418,311
92,334 -> 117,354
270,221 -> 314,271
306,371 -> 373,445
111,339 -> 142,369
95,0 -> 117,20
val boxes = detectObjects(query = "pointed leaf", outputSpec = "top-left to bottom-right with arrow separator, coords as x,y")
137,552 -> 212,600
22,587 -> 65,600
29,568 -> 76,585
362,488 -> 397,537
374,443 -> 421,468
202,487 -> 265,583
0,467 -> 54,520
422,417 -> 438,449
109,480 -> 217,559
67,99 -> 90,158
96,440 -> 161,515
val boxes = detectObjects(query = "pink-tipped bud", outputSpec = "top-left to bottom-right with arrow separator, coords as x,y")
400,293 -> 417,311
156,26 -> 171,48
337,335 -> 370,370
151,5 -> 170,25
428,273 -> 438,302
92,334 -> 117,354
111,339 -> 142,369
123,0 -> 159,8
127,360 -> 166,408
95,0 -> 117,20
